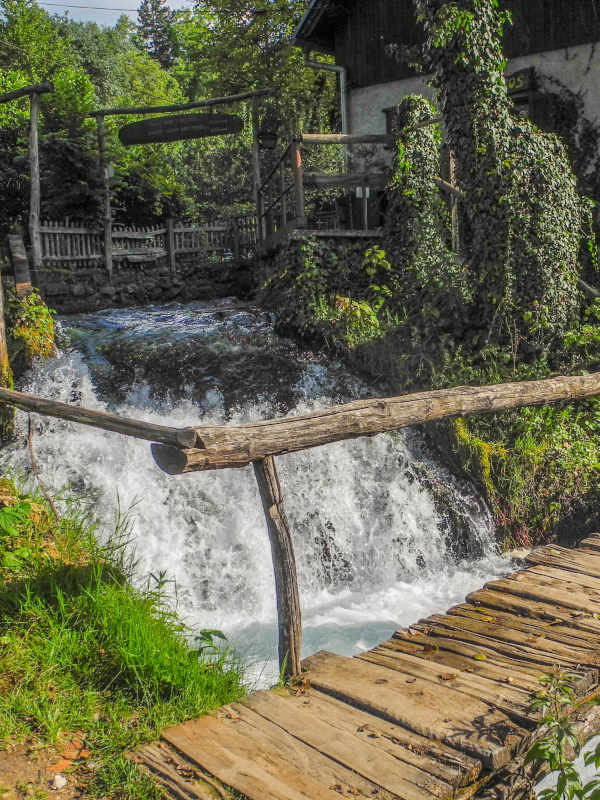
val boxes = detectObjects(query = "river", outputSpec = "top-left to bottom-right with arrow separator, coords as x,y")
2,299 -> 514,687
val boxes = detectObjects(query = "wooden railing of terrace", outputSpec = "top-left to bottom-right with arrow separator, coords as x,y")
2,369 -> 600,680
38,215 -> 257,273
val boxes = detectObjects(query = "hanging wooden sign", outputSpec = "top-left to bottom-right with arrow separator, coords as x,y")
118,113 -> 244,145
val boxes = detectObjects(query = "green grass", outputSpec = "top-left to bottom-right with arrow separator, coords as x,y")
0,477 -> 245,799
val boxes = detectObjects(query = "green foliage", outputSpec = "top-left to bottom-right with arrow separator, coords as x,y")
526,670 -> 600,800
0,477 -> 244,798
6,289 -> 55,377
412,0 -> 591,359
136,0 -> 176,70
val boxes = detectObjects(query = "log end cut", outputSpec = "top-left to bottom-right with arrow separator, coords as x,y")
151,443 -> 189,474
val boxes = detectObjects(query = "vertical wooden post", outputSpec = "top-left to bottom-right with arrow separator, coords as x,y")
253,456 -> 302,680
0,275 -> 10,379
28,92 -> 42,274
290,139 -> 305,226
97,115 -> 113,279
0,274 -> 15,440
449,149 -> 461,254
251,98 -> 263,244
231,217 -> 240,263
280,162 -> 287,227
166,217 -> 176,273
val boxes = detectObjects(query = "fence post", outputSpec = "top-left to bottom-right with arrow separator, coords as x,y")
166,218 -> 176,273
290,139 -> 305,227
449,149 -> 461,253
231,218 -> 240,263
251,97 -> 264,244
96,115 -> 113,280
253,456 -> 302,680
280,162 -> 287,227
7,234 -> 32,298
28,92 -> 42,274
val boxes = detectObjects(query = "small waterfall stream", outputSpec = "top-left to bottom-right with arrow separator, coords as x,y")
1,299 -> 513,687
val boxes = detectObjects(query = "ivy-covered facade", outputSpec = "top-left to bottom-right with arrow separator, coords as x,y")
294,0 -> 600,187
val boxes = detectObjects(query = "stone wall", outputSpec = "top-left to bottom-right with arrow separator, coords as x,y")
27,255 -> 254,314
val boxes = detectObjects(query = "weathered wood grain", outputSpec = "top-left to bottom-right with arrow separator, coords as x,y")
379,633 -> 542,693
0,386 -> 196,447
302,650 -> 527,769
163,707 -> 396,800
253,457 -> 301,678
243,690 -> 454,798
356,647 -> 536,725
151,371 -> 600,474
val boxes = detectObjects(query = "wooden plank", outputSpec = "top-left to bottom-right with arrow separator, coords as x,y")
448,602 -> 599,650
150,371 -> 600,474
244,690 -> 454,799
506,568 -> 600,604
468,587 -> 600,638
163,706 -> 397,800
411,619 -> 595,674
390,629 -> 594,694
253,688 -> 481,788
133,741 -> 231,799
419,612 -> 600,668
355,648 -> 536,725
482,575 -> 600,621
527,564 -> 600,594
579,534 -> 600,553
302,650 -> 527,769
382,633 -> 545,691
526,545 -> 600,578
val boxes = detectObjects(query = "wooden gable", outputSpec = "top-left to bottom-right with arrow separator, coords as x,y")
295,0 -> 600,89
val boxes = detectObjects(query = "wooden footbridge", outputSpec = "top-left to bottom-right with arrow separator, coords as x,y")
2,372 -> 600,799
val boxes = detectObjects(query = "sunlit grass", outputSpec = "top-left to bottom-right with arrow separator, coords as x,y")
0,476 -> 245,799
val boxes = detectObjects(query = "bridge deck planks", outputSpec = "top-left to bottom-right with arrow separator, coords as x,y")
132,536 -> 600,800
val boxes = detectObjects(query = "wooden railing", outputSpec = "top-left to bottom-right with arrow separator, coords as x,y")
38,216 -> 257,272
257,126 -> 448,248
1,369 -> 599,679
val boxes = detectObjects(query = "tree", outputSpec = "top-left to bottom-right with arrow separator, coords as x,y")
136,0 -> 176,70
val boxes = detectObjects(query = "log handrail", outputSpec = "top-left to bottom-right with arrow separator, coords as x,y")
3,369 -> 600,680
0,386 -> 196,448
150,371 -> 600,474
89,88 -> 274,118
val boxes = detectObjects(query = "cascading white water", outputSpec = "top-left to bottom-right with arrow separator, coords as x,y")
1,300 -> 513,687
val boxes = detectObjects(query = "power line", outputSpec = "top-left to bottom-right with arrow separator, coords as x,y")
39,2 -> 138,10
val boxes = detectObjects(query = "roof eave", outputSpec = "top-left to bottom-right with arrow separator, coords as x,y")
292,0 -> 335,53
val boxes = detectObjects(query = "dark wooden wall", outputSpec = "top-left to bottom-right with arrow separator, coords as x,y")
332,0 -> 600,88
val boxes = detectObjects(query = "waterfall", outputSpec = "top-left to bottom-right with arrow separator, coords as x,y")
1,300 -> 512,686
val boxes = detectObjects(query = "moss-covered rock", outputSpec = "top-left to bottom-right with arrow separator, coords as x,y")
7,289 -> 56,380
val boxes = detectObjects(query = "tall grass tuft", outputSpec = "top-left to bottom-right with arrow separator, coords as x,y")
0,477 -> 245,798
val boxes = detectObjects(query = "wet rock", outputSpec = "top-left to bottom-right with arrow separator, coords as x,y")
71,283 -> 87,297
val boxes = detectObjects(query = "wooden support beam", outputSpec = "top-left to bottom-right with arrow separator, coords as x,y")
96,115 -> 113,279
303,171 -> 388,190
0,82 -> 53,104
7,235 -> 32,297
166,218 -> 176,273
0,385 -> 196,447
151,370 -> 600,474
253,456 -> 302,679
0,277 -> 14,440
301,133 -> 395,146
89,88 -> 274,118
290,140 -> 305,224
28,92 -> 42,273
